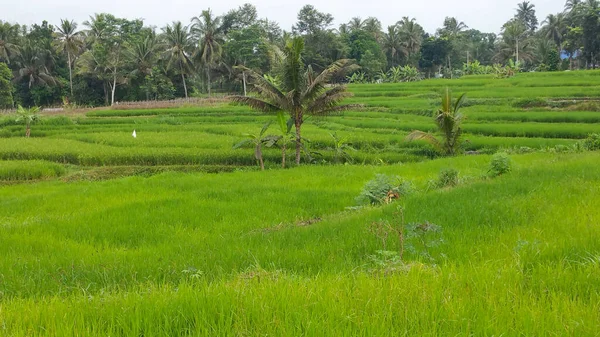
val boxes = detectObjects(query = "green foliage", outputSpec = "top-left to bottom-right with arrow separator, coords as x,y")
407,88 -> 466,156
488,152 -> 512,176
546,49 -> 561,71
0,61 -> 13,108
14,105 -> 40,137
356,174 -> 414,205
329,132 -> 355,164
462,60 -> 494,75
429,168 -> 459,189
583,133 -> 600,151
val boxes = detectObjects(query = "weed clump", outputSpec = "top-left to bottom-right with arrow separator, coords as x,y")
429,168 -> 459,189
356,174 -> 414,205
488,152 -> 512,177
583,133 -> 600,151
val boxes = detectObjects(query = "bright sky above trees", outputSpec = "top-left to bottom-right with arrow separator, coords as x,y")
3,0 -> 565,34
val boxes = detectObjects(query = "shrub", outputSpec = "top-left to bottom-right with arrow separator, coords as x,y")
583,133 -> 600,151
488,152 -> 511,177
429,168 -> 459,189
356,174 -> 414,205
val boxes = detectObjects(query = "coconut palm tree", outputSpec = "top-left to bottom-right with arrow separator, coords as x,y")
13,41 -> 57,89
232,37 -> 357,165
382,25 -> 406,67
541,13 -> 567,51
55,19 -> 83,97
191,9 -> 224,96
564,0 -> 582,12
128,31 -> 160,99
495,19 -> 534,64
363,17 -> 383,41
516,1 -> 539,32
398,17 -> 424,62
162,21 -> 194,98
0,21 -> 19,64
440,17 -> 468,37
347,17 -> 364,32
407,88 -> 466,156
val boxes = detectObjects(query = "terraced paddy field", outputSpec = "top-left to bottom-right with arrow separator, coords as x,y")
1,71 -> 600,336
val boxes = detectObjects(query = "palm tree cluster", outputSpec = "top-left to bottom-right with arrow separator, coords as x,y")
0,1 -> 599,107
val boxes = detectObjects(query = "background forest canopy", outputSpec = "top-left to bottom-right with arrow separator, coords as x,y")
0,0 -> 599,108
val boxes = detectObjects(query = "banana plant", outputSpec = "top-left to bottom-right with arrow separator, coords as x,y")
330,132 -> 356,164
15,105 -> 40,138
275,111 -> 294,168
233,121 -> 280,170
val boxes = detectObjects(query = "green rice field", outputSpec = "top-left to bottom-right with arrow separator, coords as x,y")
1,71 -> 600,336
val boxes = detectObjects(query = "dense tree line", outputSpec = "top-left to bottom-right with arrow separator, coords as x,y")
0,0 -> 599,108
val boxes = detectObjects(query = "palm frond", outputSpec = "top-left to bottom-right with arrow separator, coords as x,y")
230,96 -> 281,113
406,131 -> 443,152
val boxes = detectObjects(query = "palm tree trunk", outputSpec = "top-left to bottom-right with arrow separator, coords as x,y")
68,52 -> 73,98
181,72 -> 188,98
242,71 -> 247,97
25,123 -> 30,138
295,117 -> 302,165
207,67 -> 211,97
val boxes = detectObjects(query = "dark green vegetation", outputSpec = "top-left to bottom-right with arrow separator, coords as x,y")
1,0 -> 599,107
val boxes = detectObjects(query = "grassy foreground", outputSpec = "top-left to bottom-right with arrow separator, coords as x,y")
1,152 -> 599,336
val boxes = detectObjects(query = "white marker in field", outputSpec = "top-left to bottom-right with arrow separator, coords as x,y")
132,130 -> 137,138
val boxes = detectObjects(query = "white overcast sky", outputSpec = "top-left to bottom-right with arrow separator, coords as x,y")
3,0 -> 566,34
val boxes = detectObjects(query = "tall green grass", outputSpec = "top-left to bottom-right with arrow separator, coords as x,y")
0,152 -> 599,335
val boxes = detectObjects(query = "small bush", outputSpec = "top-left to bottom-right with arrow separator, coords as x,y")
584,133 -> 600,151
356,174 -> 414,205
428,168 -> 459,189
488,152 -> 511,177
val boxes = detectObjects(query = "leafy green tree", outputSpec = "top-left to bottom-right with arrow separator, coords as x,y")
191,9 -> 224,96
347,30 -> 385,79
407,88 -> 466,156
224,24 -> 269,96
162,21 -> 194,98
81,14 -> 144,105
15,105 -> 40,137
292,5 -> 334,35
419,37 -> 450,76
54,19 -> 83,98
232,37 -> 356,165
0,62 -> 13,108
221,3 -> 258,34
